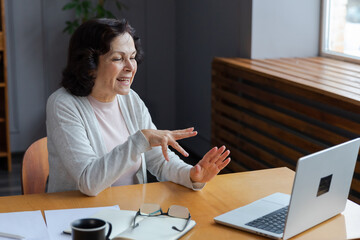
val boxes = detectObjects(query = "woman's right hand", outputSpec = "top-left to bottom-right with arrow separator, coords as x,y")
141,127 -> 197,161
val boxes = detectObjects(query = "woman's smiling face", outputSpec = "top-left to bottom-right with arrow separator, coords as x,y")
91,32 -> 137,102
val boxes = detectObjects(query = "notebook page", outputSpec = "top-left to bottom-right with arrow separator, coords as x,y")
90,208 -> 138,239
91,209 -> 196,240
45,205 -> 119,240
115,215 -> 196,240
0,210 -> 49,240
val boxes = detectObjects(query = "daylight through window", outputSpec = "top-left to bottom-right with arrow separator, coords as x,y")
322,0 -> 360,61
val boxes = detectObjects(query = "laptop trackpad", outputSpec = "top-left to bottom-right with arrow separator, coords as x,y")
215,193 -> 290,225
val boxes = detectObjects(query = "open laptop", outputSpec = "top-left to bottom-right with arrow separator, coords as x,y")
214,138 -> 360,239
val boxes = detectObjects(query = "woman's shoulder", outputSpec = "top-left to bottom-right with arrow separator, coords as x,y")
46,87 -> 89,118
47,87 -> 81,106
46,87 -> 91,122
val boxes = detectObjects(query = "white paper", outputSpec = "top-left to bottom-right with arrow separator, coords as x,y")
0,210 -> 50,240
44,205 -> 119,240
344,200 -> 360,239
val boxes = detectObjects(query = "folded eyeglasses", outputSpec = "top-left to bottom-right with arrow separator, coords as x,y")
132,203 -> 191,232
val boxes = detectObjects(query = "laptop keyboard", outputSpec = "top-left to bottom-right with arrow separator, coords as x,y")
245,206 -> 288,234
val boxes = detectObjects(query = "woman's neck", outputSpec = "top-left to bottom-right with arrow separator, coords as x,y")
89,92 -> 116,102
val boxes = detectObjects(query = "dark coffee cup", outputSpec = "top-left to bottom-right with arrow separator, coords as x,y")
71,218 -> 112,240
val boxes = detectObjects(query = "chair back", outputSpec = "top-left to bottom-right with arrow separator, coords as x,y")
21,137 -> 49,194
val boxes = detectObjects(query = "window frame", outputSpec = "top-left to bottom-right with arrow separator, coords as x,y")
320,0 -> 360,64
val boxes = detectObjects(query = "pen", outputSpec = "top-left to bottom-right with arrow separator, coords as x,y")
0,232 -> 25,239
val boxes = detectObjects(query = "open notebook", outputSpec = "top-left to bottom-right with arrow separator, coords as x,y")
64,208 -> 196,240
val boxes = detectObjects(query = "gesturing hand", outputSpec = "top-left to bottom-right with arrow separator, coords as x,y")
190,146 -> 231,183
141,127 -> 198,161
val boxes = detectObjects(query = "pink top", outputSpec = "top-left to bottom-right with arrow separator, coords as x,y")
88,95 -> 141,186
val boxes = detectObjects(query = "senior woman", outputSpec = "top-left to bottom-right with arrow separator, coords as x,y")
46,18 -> 230,196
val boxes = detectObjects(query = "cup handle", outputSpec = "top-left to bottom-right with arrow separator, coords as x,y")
106,222 -> 112,240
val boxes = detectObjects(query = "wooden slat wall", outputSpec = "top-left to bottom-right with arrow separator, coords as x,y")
212,57 -> 360,204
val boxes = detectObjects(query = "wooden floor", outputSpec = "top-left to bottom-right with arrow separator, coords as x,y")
0,153 -> 22,196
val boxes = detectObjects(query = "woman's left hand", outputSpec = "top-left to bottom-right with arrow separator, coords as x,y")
190,146 -> 231,183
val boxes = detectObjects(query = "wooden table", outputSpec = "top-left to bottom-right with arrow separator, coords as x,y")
0,167 -> 359,239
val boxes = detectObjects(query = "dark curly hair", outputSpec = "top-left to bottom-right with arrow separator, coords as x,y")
61,18 -> 144,96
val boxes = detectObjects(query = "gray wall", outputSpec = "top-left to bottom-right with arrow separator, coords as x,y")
5,0 -> 321,158
5,0 -> 69,152
175,0 -> 251,156
251,0 -> 320,59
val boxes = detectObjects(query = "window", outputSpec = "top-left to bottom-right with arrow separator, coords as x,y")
321,0 -> 360,62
